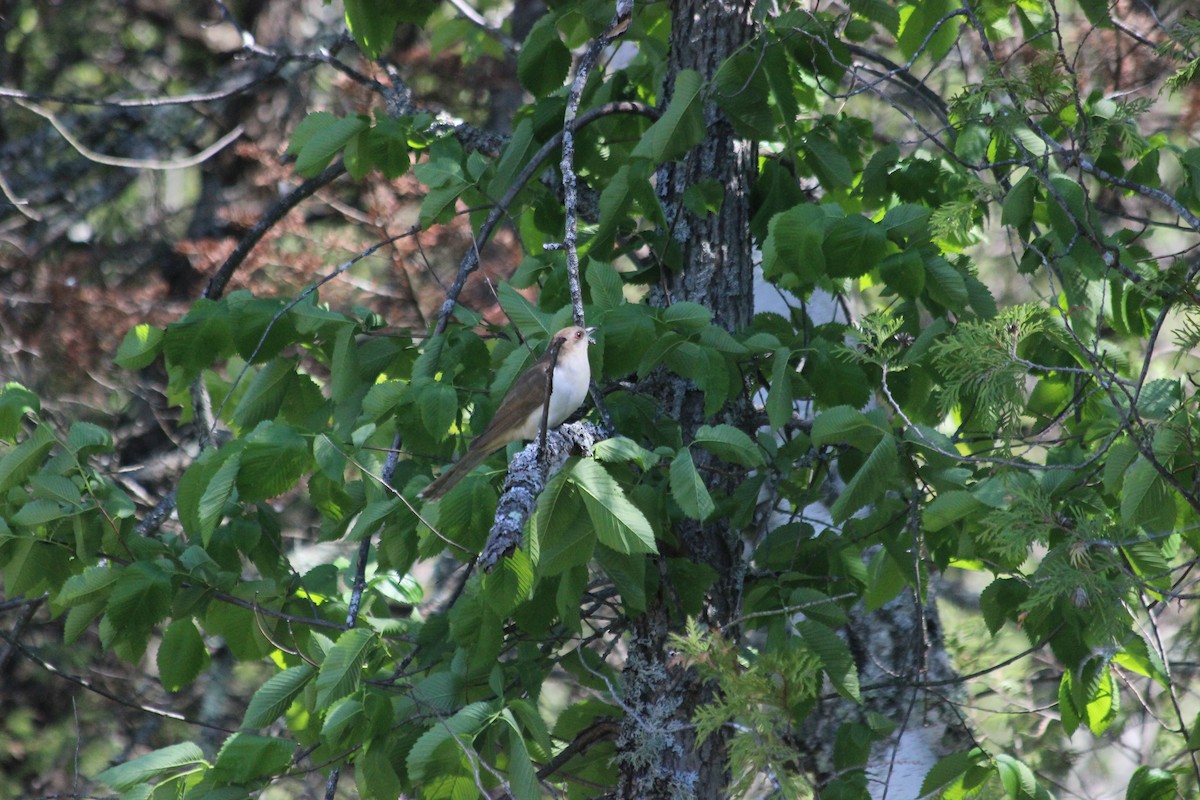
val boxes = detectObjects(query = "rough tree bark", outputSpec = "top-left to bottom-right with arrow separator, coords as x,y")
615,0 -> 756,797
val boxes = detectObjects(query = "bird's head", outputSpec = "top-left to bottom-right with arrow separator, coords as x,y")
555,325 -> 595,351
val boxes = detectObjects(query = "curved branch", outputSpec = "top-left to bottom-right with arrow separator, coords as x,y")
203,160 -> 346,301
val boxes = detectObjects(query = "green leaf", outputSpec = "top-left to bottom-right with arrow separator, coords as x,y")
762,205 -> 826,289
518,14 -> 570,97
923,490 -> 982,532
96,743 -> 207,792
924,255 -> 969,311
1120,457 -> 1173,533
106,561 -> 174,656
213,733 -> 295,784
158,619 -> 209,692
803,133 -> 853,189
57,565 -> 120,607
570,458 -> 657,554
765,347 -> 794,430
830,434 -> 896,523
797,619 -> 859,701
483,548 -> 535,616
418,381 -> 459,442
232,359 -> 296,431
343,0 -> 412,57
242,665 -> 317,729
1002,174 -> 1037,230
994,753 -> 1037,799
670,448 -> 715,521
176,446 -> 241,544
11,498 -> 69,526
595,545 -> 647,613
504,726 -> 540,800
693,424 -> 763,467
497,282 -> 556,338
586,259 -> 625,311
315,627 -> 377,708
663,301 -> 713,332
593,436 -> 661,470
533,471 -> 596,575
0,383 -> 40,441
292,114 -> 368,177
0,424 -> 56,494
919,749 -> 983,797
811,406 -> 878,448
407,701 -> 496,782
881,203 -> 932,245
1125,766 -> 1178,800
237,421 -> 310,503
115,323 -> 164,369
66,421 -> 112,455
631,69 -> 705,164
822,215 -> 889,278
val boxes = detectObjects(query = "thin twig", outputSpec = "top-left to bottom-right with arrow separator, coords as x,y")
433,100 -> 659,334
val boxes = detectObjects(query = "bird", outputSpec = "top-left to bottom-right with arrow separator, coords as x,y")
419,325 -> 595,500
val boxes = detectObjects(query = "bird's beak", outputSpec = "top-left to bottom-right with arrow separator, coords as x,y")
585,326 -> 598,344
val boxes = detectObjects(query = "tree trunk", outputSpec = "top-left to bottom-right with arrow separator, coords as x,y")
615,1 -> 756,797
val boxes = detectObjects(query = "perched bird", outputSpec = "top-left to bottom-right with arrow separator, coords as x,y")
419,325 -> 595,499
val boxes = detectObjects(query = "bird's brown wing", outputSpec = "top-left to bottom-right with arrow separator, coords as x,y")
472,353 -> 551,452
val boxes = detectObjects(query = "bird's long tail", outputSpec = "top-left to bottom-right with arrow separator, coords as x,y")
419,443 -> 497,500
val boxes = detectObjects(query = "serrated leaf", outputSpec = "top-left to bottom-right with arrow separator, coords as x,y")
693,424 -> 763,467
213,733 -> 295,783
482,548 -> 534,616
811,405 -> 876,448
765,347 -> 793,430
919,749 -> 982,797
158,619 -> 209,692
115,323 -> 164,369
232,359 -> 296,431
830,434 -> 896,523
994,753 -> 1037,799
11,498 -> 70,526
663,301 -> 712,332
670,448 -> 715,521
534,472 -> 596,575
592,436 -> 661,470
497,283 -> 556,338
407,701 -> 496,782
1120,457 -> 1172,532
57,564 -> 120,607
517,14 -> 570,96
1125,766 -> 1179,800
243,665 -> 316,729
177,447 -> 241,544
924,256 -> 969,311
236,422 -> 310,503
293,115 -> 368,177
570,458 -> 656,554
96,743 -> 207,792
796,619 -> 859,701
0,382 -> 40,441
631,69 -> 705,164
315,627 -> 377,708
419,381 -> 459,442
923,490 -> 981,532
762,205 -> 826,289
66,421 -> 112,456
0,424 -> 56,493
586,260 -> 624,311
822,214 -> 888,278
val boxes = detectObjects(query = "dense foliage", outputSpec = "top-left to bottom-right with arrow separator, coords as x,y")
4,0 -> 1200,798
